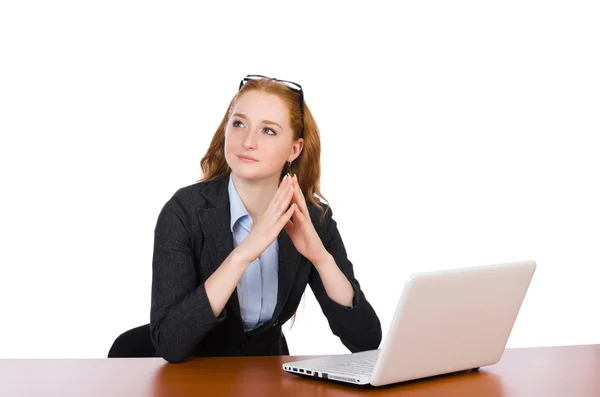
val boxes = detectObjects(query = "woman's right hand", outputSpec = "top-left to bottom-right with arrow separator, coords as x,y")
236,173 -> 296,262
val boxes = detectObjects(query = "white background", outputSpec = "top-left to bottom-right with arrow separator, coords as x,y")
1,1 -> 598,358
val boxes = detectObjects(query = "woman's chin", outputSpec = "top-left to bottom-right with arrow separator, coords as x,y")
232,167 -> 280,182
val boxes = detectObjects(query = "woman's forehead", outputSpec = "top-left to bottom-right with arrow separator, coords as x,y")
233,91 -> 290,124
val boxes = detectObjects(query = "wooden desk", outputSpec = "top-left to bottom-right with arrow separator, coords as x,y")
1,344 -> 599,396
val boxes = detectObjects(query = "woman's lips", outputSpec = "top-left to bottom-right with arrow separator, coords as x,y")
237,155 -> 258,163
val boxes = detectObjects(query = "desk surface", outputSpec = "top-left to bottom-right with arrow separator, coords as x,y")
1,344 -> 599,396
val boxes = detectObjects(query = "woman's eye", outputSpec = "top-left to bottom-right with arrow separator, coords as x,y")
232,120 -> 244,128
263,127 -> 276,136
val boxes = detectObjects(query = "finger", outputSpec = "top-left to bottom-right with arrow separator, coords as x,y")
277,203 -> 296,230
292,203 -> 306,224
289,197 -> 303,223
293,175 -> 311,217
270,174 -> 292,205
284,217 -> 295,236
274,182 -> 295,216
268,175 -> 294,216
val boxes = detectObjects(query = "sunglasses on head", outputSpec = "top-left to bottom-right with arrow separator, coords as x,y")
238,74 -> 305,136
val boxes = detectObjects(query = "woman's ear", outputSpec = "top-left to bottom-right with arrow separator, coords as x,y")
289,138 -> 304,163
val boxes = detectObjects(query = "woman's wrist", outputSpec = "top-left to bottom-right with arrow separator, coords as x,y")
310,249 -> 333,270
233,241 -> 258,267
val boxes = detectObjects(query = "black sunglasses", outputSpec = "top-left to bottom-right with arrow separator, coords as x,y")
238,74 -> 305,136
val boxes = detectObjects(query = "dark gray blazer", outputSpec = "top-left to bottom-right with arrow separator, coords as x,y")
150,173 -> 382,363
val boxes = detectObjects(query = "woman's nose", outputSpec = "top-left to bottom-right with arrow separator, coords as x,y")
241,129 -> 259,149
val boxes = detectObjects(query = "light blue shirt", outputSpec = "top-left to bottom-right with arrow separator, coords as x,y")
228,175 -> 279,332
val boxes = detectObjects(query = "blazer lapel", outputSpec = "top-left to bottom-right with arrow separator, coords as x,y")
196,174 -> 242,318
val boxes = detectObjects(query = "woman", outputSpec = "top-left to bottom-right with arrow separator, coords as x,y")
150,75 -> 381,363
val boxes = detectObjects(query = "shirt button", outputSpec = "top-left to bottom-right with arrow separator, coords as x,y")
272,319 -> 279,327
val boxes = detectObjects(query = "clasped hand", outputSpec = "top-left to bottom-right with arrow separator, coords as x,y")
238,174 -> 328,265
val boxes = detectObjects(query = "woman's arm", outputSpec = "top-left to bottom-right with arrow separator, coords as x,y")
308,207 -> 383,353
311,251 -> 354,307
149,192 -> 236,363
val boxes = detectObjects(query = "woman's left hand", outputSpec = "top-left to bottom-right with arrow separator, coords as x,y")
284,174 -> 329,265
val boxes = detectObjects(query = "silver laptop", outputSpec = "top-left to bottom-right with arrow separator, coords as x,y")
282,260 -> 536,387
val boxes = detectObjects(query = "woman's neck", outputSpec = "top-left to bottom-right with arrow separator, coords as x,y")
231,172 -> 281,221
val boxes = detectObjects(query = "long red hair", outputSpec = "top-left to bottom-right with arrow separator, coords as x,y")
199,78 -> 329,221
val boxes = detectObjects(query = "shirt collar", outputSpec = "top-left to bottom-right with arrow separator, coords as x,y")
228,174 -> 250,232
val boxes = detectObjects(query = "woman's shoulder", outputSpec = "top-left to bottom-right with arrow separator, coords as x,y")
165,174 -> 229,211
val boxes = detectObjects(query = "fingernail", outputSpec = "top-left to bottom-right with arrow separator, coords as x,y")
283,174 -> 289,180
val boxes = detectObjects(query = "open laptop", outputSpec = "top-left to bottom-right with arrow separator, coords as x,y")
282,260 -> 536,387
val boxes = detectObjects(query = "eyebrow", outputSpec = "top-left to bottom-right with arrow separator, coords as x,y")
232,113 -> 283,129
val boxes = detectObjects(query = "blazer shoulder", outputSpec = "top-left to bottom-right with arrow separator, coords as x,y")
167,175 -> 228,211
154,178 -> 225,237
170,180 -> 210,201
164,182 -> 204,211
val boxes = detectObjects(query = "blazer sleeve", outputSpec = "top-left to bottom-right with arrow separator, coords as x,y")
308,206 -> 383,353
149,189 -> 226,363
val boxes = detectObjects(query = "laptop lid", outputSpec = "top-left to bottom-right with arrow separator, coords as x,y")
369,260 -> 536,386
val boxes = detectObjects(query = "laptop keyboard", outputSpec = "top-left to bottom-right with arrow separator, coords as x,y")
312,357 -> 378,376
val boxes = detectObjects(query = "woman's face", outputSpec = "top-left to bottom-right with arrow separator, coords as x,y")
224,90 -> 302,181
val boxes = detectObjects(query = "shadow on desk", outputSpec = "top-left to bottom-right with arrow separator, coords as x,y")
150,356 -> 507,397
